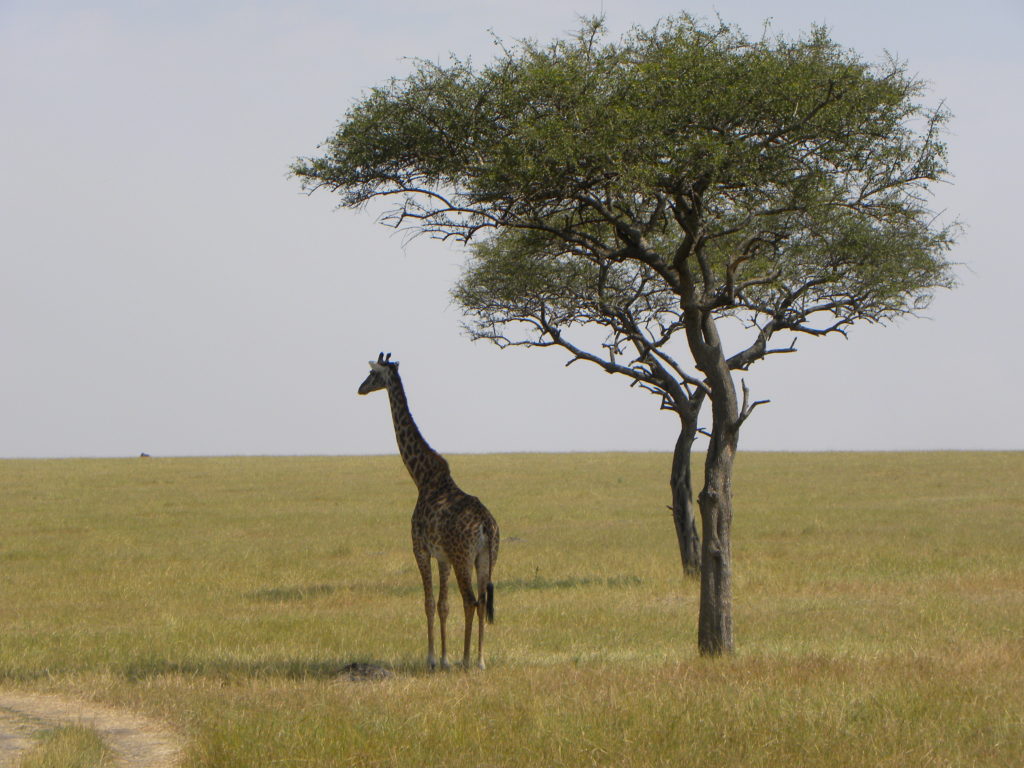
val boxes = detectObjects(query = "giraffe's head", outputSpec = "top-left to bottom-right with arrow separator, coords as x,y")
358,352 -> 398,395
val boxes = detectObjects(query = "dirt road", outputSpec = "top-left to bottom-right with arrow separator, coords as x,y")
0,691 -> 183,768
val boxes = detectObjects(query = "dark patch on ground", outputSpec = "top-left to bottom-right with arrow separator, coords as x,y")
340,662 -> 393,681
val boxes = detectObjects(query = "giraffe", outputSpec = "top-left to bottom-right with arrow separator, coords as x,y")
358,352 -> 500,670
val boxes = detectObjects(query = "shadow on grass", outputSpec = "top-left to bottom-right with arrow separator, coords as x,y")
120,656 -> 401,682
245,584 -> 339,602
2,657 -> 486,686
499,574 -> 643,591
245,582 -> 423,601
245,574 -> 642,603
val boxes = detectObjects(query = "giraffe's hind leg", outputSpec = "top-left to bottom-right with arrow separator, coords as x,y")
474,547 -> 492,670
437,559 -> 452,670
414,546 -> 437,669
453,562 -> 477,669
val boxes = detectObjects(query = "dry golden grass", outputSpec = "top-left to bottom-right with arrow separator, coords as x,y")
1,452 -> 1022,766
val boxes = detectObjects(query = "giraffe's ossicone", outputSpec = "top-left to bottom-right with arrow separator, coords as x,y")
358,352 -> 500,670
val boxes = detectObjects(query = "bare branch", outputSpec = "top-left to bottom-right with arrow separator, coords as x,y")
737,378 -> 770,427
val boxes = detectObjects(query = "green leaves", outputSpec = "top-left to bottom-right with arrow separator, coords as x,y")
293,12 -> 956,344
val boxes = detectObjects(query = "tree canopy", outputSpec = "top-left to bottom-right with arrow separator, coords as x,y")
295,15 -> 955,390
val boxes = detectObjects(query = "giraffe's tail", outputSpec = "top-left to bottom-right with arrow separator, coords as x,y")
485,516 -> 498,624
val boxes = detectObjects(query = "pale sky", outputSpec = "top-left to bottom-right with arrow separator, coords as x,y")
2,0 -> 1022,458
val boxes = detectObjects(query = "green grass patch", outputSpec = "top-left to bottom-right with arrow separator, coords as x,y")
19,725 -> 115,768
1,452 -> 1022,766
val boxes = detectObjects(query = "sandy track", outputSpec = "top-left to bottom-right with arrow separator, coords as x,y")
0,691 -> 183,768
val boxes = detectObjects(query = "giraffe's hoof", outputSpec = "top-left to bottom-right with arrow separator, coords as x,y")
477,660 -> 487,671
427,655 -> 437,670
440,658 -> 452,671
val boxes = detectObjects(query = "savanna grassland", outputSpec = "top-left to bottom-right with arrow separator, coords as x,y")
1,452 -> 1022,767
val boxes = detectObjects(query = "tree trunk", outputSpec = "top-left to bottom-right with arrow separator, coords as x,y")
682,306 -> 740,657
670,420 -> 701,578
696,428 -> 737,656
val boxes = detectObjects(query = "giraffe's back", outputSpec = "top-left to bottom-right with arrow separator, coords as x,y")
414,486 -> 499,568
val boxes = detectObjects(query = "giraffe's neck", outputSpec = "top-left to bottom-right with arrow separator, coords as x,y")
384,372 -> 451,491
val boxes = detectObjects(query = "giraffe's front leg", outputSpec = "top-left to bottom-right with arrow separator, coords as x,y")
437,559 -> 452,670
414,547 -> 437,669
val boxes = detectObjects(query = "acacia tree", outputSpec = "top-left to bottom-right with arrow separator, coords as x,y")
292,16 -> 957,655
